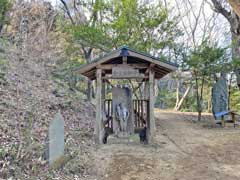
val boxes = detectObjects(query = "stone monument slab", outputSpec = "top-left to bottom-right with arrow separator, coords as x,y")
212,76 -> 228,120
49,112 -> 64,165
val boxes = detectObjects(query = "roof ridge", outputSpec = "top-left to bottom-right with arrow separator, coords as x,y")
120,46 -> 178,67
87,46 -> 178,68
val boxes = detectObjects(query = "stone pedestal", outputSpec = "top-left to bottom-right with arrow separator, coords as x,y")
107,134 -> 139,145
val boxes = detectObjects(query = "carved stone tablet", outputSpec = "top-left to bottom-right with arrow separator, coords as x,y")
112,67 -> 142,78
212,76 -> 228,119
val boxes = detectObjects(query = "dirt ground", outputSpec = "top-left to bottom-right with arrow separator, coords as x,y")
88,110 -> 240,180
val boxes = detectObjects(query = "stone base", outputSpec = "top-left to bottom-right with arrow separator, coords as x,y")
107,133 -> 140,145
115,131 -> 129,138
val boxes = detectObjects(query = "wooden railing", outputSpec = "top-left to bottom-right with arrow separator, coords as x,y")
103,99 -> 149,129
133,99 -> 148,128
104,99 -> 113,129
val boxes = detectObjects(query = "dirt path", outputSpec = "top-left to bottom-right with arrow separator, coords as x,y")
90,111 -> 240,180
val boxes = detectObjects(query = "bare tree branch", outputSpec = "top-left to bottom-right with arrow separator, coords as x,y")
60,0 -> 75,25
211,0 -> 232,23
228,0 -> 240,17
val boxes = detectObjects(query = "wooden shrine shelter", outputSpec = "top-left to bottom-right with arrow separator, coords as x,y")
77,46 -> 178,144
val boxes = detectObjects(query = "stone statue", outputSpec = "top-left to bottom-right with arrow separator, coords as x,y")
115,103 -> 129,133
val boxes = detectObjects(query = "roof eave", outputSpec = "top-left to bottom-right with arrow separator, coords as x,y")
75,47 -> 178,78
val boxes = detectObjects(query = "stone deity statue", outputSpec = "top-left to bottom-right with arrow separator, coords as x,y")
115,103 -> 129,133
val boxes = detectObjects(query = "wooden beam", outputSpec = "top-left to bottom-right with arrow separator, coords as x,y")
154,66 -> 170,74
128,51 -> 177,71
102,75 -> 148,80
122,56 -> 127,64
97,63 -> 148,70
145,63 -> 155,75
76,50 -> 121,74
84,69 -> 96,76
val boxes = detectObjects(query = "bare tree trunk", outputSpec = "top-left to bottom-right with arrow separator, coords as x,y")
175,85 -> 192,111
228,0 -> 240,17
211,0 -> 240,89
0,25 -> 3,36
195,73 -> 203,121
83,48 -> 93,101
232,32 -> 240,89
198,76 -> 205,121
198,111 -> 202,121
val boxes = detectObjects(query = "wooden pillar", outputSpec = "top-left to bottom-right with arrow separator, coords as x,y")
102,79 -> 106,100
95,68 -> 103,144
102,79 -> 106,125
87,79 -> 92,101
102,79 -> 106,113
144,80 -> 150,142
154,79 -> 158,104
148,68 -> 155,143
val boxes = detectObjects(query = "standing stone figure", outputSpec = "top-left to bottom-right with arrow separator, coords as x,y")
112,86 -> 134,135
115,103 -> 129,133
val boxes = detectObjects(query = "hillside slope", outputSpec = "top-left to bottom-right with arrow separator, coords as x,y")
0,44 -> 96,179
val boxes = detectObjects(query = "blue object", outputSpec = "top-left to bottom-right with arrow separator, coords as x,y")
214,110 -> 230,119
120,47 -> 129,57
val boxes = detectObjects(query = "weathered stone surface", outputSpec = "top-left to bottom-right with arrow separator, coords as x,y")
112,67 -> 142,78
212,76 -> 228,119
107,134 -> 139,144
49,112 -> 64,165
112,86 -> 134,135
